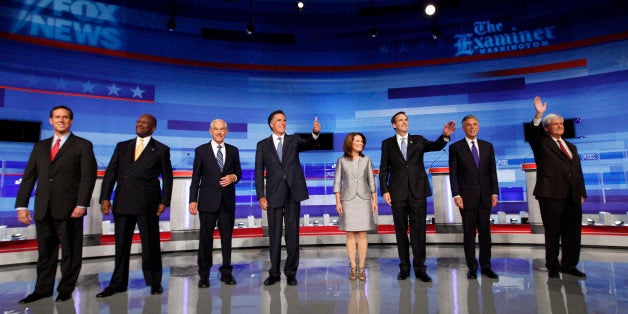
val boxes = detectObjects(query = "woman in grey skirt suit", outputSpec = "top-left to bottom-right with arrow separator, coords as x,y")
333,133 -> 378,281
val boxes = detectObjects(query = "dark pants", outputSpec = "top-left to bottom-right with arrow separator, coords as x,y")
198,206 -> 235,279
108,213 -> 162,290
267,193 -> 301,277
34,211 -> 84,294
391,196 -> 427,275
538,195 -> 582,271
459,204 -> 492,272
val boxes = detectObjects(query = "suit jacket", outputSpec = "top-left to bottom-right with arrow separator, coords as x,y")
379,134 -> 448,201
100,138 -> 173,215
15,133 -> 97,221
525,121 -> 586,202
255,134 -> 318,209
448,138 -> 499,209
333,156 -> 376,201
189,141 -> 242,212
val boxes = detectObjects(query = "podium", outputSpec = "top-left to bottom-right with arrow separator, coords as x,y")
428,167 -> 462,233
521,163 -> 543,233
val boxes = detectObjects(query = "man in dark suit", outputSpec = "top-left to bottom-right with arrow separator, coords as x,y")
379,111 -> 455,282
526,96 -> 587,279
96,114 -> 173,297
255,110 -> 320,286
16,105 -> 97,304
189,119 -> 242,288
448,115 -> 499,280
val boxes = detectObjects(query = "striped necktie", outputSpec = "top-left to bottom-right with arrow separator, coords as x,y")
216,144 -> 224,171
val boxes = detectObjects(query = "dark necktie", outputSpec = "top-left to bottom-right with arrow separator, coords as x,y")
401,137 -> 407,160
471,140 -> 480,168
277,137 -> 283,162
216,144 -> 224,171
50,137 -> 61,160
557,139 -> 572,160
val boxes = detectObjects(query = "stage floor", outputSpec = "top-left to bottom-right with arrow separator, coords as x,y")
1,244 -> 626,313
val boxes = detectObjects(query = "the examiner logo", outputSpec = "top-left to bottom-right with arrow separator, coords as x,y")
12,0 -> 122,49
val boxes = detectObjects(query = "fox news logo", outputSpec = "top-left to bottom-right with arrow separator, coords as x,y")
13,0 -> 121,49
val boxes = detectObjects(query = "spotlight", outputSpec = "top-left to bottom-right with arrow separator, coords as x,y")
431,22 -> 441,39
11,233 -> 23,239
585,218 -> 596,225
425,218 -> 431,224
509,217 -> 519,224
425,3 -> 436,16
369,25 -> 378,38
237,222 -> 244,228
332,219 -> 338,226
245,17 -> 255,35
166,16 -> 176,31
297,1 -> 304,11
613,220 -> 624,226
489,218 -> 495,224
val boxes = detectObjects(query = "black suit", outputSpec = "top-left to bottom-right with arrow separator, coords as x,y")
99,137 -> 173,291
189,141 -> 242,279
525,121 -> 586,271
15,133 -> 97,295
255,134 -> 317,277
379,134 -> 447,275
448,138 -> 499,272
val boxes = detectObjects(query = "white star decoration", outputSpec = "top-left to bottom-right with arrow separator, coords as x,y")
617,54 -> 628,68
81,81 -> 96,94
131,85 -> 145,98
107,83 -> 122,96
379,44 -> 389,54
398,43 -> 407,52
54,78 -> 69,90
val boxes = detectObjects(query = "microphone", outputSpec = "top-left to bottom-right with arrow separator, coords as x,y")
522,151 -> 534,164
430,149 -> 448,168
173,153 -> 191,169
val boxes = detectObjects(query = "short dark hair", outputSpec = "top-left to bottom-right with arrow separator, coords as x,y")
342,132 -> 366,159
50,105 -> 73,119
144,114 -> 157,127
267,110 -> 285,129
461,114 -> 478,124
391,111 -> 406,124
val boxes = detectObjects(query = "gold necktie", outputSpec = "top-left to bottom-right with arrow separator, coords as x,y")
135,138 -> 144,161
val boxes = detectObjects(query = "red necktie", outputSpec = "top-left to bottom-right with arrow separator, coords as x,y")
557,139 -> 572,160
50,137 -> 61,160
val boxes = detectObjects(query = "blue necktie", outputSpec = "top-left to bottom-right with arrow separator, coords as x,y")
401,137 -> 407,160
277,137 -> 283,162
216,144 -> 224,172
471,140 -> 480,168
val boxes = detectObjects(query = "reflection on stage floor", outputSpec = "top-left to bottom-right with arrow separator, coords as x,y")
1,244 -> 626,313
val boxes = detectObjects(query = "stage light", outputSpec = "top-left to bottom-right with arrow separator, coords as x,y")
425,3 -> 436,16
245,18 -> 255,35
425,218 -> 431,224
613,220 -> 624,226
369,25 -> 378,38
297,1 -> 304,11
510,217 -> 519,224
489,218 -> 495,224
166,16 -> 176,31
431,18 -> 441,39
368,0 -> 377,38
586,218 -> 596,225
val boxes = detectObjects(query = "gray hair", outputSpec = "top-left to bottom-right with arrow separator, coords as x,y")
542,114 -> 563,127
461,114 -> 479,124
209,119 -> 228,129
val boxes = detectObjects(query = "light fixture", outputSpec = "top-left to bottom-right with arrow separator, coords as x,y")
612,220 -> 624,226
425,3 -> 436,16
585,218 -> 596,225
510,217 -> 519,224
166,0 -> 176,31
431,17 -> 441,39
297,1 -> 304,11
245,0 -> 255,35
489,218 -> 495,224
368,0 -> 378,38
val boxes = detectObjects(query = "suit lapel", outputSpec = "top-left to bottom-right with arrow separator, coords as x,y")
390,136 -> 405,160
208,141 -> 221,172
268,135 -> 281,163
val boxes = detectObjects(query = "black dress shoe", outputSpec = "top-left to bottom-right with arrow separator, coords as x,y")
467,271 -> 477,279
481,269 -> 499,279
397,272 -> 410,280
416,272 -> 432,282
55,292 -> 72,302
286,276 -> 298,286
18,292 -> 52,304
263,276 -> 280,286
198,279 -> 210,288
548,269 -> 560,279
151,285 -> 164,295
96,287 -> 126,298
220,275 -> 237,285
561,267 -> 586,278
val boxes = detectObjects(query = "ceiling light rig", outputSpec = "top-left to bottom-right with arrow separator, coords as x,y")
425,3 -> 436,16
166,0 -> 176,31
430,17 -> 441,39
368,0 -> 378,38
297,1 -> 305,12
245,0 -> 255,35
